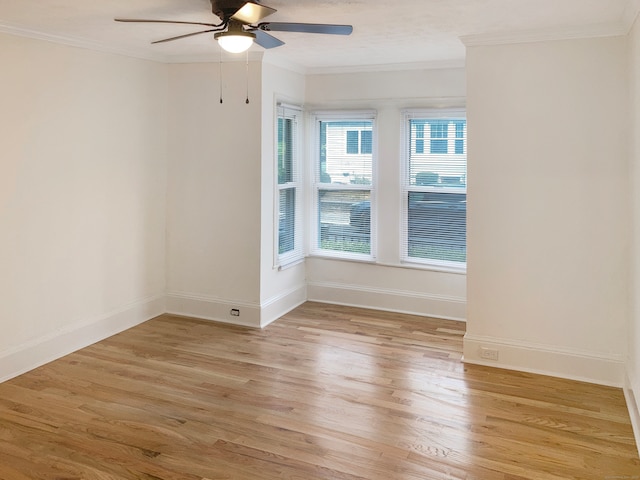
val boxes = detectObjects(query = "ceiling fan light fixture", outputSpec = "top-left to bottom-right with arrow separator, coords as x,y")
215,29 -> 255,53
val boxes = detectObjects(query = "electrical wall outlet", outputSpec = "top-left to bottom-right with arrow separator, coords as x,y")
230,309 -> 240,317
480,347 -> 499,361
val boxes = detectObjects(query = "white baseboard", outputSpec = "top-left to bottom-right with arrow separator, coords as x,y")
166,291 -> 261,328
166,286 -> 307,329
0,294 -> 165,384
307,281 -> 466,321
260,285 -> 307,328
625,372 -> 640,456
463,334 -> 625,387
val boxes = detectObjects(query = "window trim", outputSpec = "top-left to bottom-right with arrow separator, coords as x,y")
309,110 -> 377,261
401,108 -> 467,272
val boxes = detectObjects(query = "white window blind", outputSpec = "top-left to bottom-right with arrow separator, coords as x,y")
276,103 -> 303,266
312,112 -> 375,259
402,110 -> 467,267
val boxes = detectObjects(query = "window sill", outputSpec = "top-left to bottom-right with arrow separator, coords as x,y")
305,255 -> 466,275
307,252 -> 376,264
276,256 -> 305,271
395,260 -> 466,275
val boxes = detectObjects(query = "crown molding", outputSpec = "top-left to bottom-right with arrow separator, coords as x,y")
262,53 -> 307,75
461,21 -> 627,48
0,23 -> 169,63
261,57 -> 465,76
0,22 -> 463,73
623,0 -> 640,32
0,23 -> 268,66
304,58 -> 466,76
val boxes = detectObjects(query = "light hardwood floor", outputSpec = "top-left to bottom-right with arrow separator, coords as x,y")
0,302 -> 638,479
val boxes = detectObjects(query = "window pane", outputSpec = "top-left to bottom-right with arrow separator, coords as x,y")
455,121 -> 465,154
430,121 -> 448,138
429,120 -> 449,154
430,139 -> 448,154
415,123 -> 425,154
409,119 -> 466,188
279,188 -> 295,254
360,130 -> 372,154
406,114 -> 467,265
320,120 -> 373,185
318,189 -> 370,255
278,117 -> 293,184
346,130 -> 359,154
407,191 -> 466,262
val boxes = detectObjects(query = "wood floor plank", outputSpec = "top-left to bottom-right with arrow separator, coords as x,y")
0,301 -> 638,479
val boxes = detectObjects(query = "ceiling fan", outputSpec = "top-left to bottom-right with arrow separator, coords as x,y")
115,0 -> 353,53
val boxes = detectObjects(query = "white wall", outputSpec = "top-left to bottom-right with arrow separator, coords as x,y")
628,13 -> 640,447
465,36 -> 629,386
165,59 -> 265,327
259,63 -> 307,326
304,68 -> 467,320
0,33 -> 168,381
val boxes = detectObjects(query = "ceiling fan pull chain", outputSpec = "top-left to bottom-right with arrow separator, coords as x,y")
245,51 -> 250,104
219,50 -> 223,104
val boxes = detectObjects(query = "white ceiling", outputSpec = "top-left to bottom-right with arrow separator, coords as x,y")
0,0 -> 637,72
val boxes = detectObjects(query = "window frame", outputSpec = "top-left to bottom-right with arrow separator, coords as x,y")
401,108 -> 467,272
309,110 -> 377,261
274,102 -> 304,268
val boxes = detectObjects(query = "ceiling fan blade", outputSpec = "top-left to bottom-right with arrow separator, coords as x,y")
253,30 -> 285,49
151,28 -> 220,44
231,2 -> 276,24
257,22 -> 353,35
115,18 -> 222,27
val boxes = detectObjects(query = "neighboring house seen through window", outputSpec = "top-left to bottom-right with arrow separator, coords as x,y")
312,113 -> 375,259
403,110 -> 467,267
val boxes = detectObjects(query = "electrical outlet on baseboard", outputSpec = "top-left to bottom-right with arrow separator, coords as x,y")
480,347 -> 499,361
